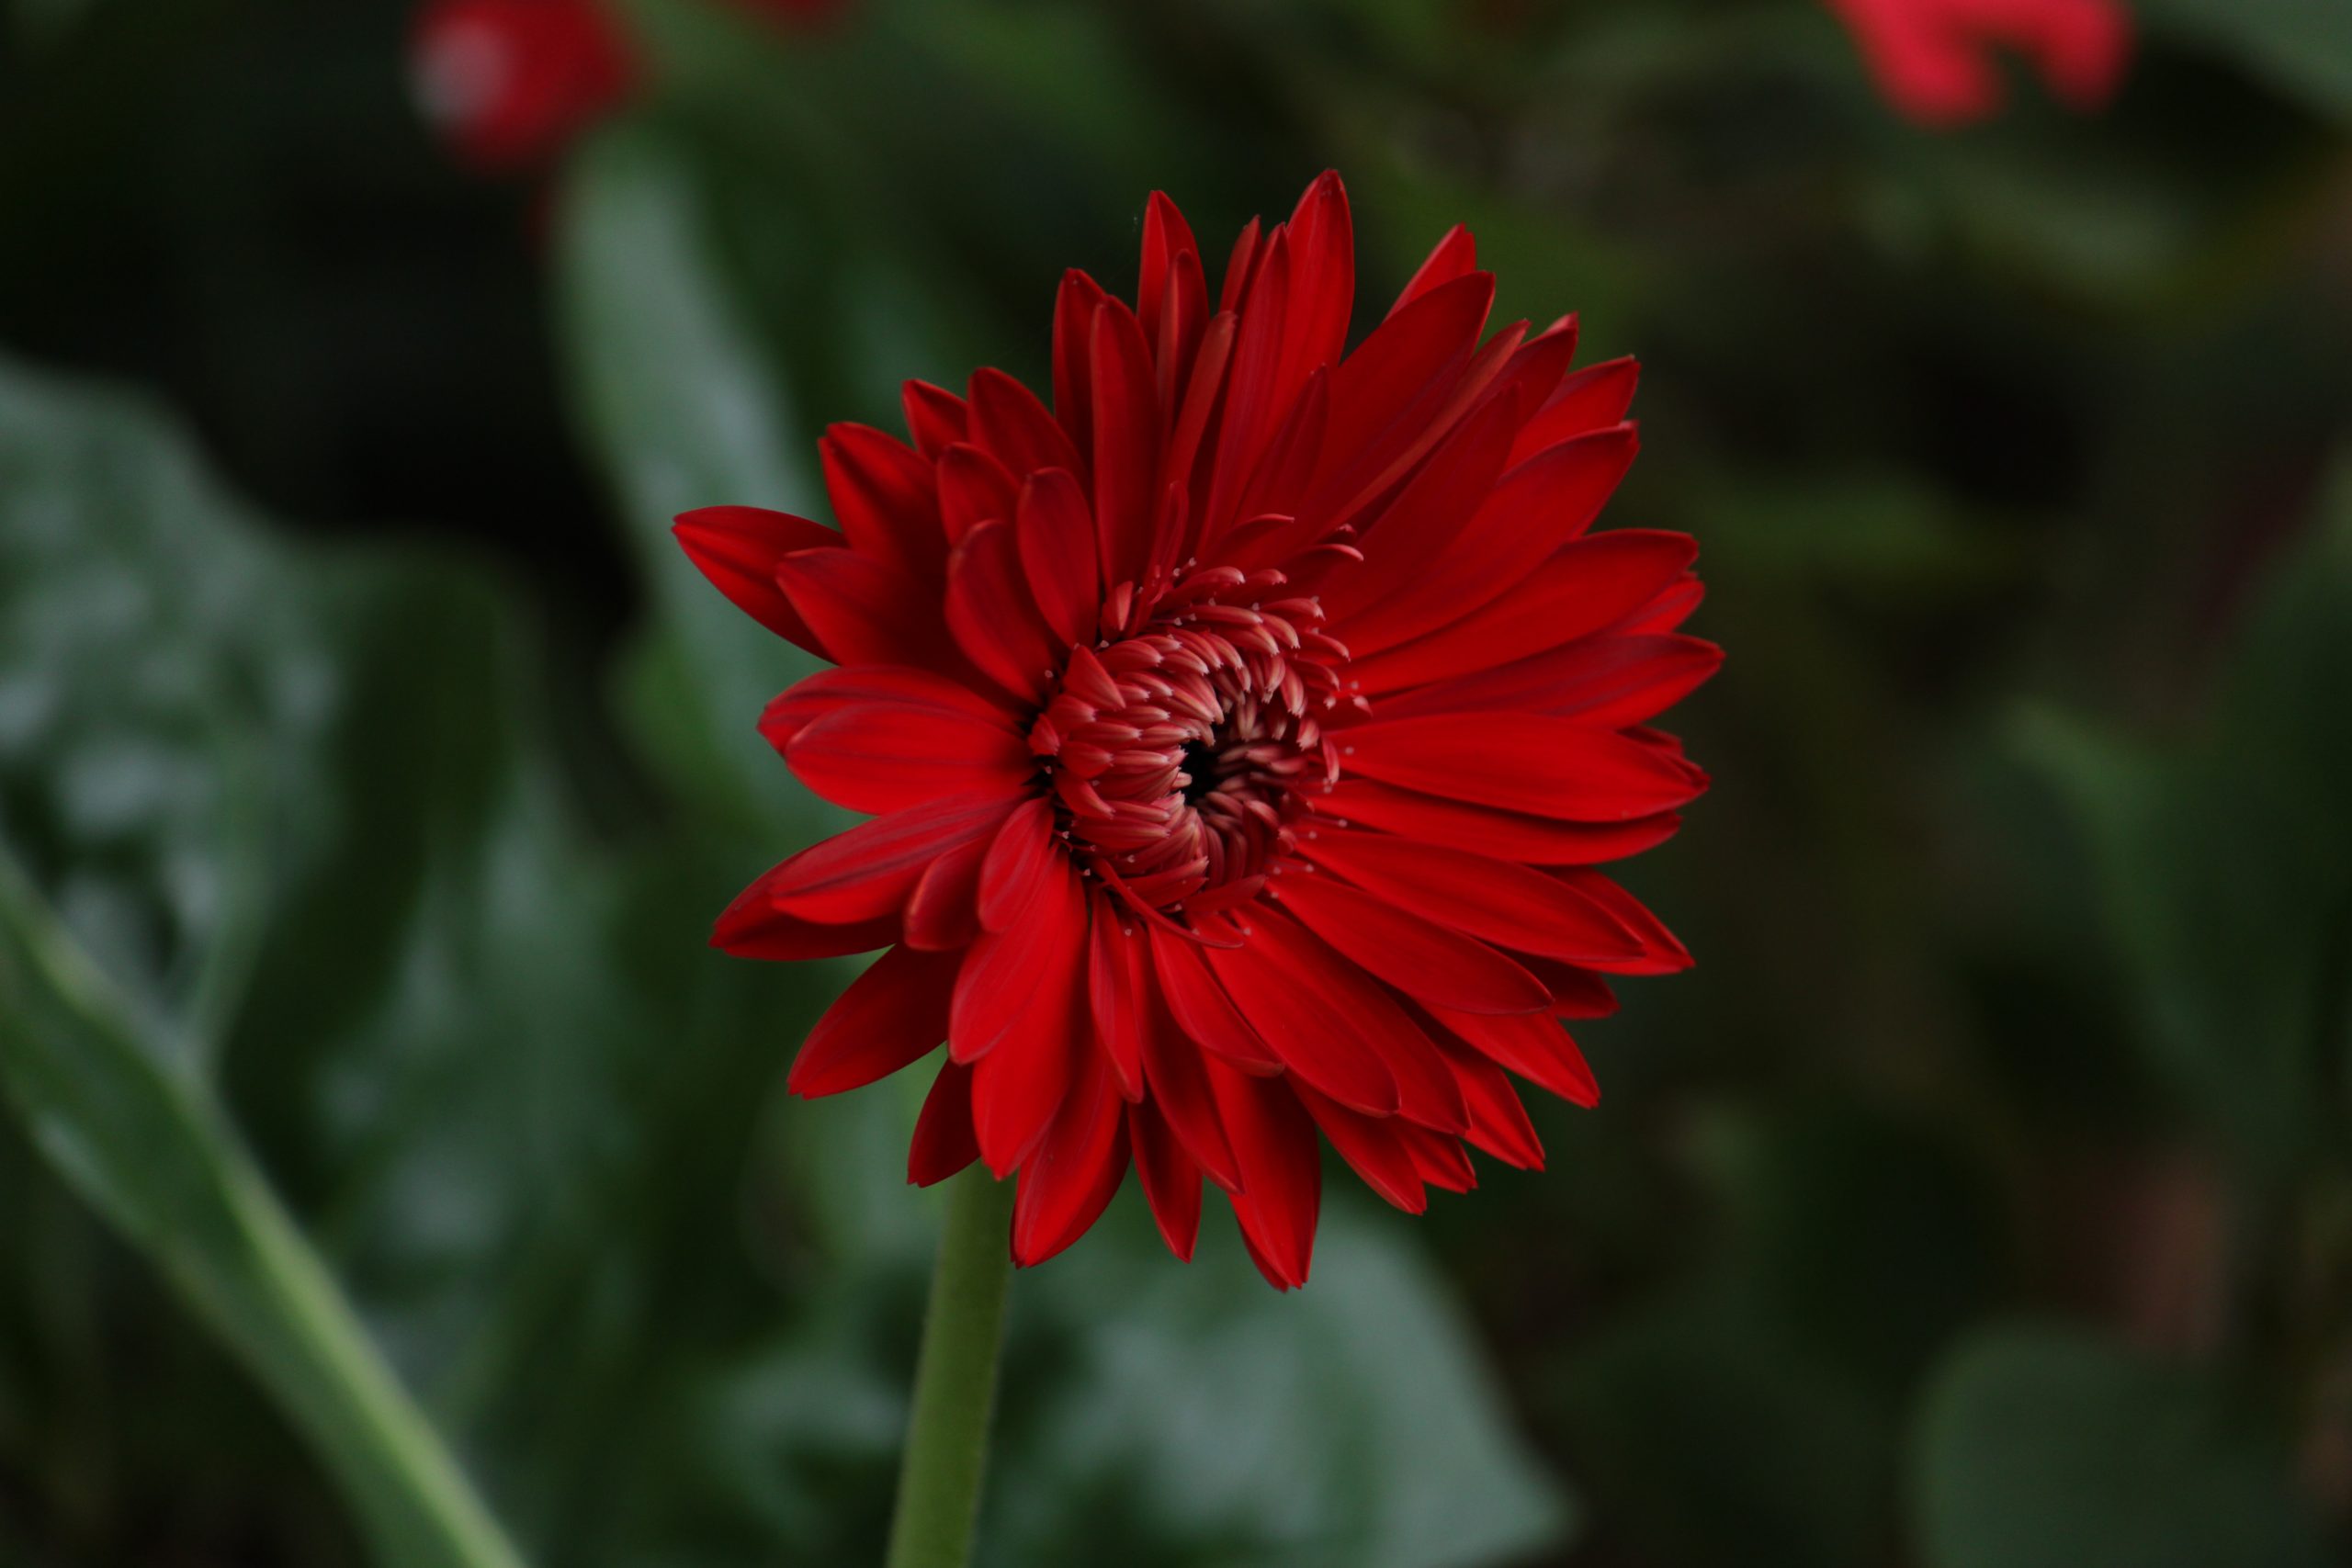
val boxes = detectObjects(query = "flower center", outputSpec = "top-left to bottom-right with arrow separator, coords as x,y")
1028,562 -> 1355,921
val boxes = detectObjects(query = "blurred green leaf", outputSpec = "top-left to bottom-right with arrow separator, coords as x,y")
2139,0 -> 2352,125
0,362 -> 320,1062
1911,1324 -> 2329,1568
2018,460 -> 2352,1166
1555,1291 -> 1884,1568
1002,1200 -> 1573,1568
1690,1102 -> 2007,1394
1702,471 -> 2019,594
0,358 -> 524,1568
0,853 -> 523,1568
554,123 -> 831,836
1547,1100 -> 2005,1568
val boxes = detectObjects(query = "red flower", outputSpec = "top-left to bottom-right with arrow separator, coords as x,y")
680,175 -> 1718,1287
1826,0 -> 2132,126
411,0 -> 848,172
410,0 -> 633,172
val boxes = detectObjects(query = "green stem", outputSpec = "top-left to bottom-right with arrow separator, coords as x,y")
0,853 -> 525,1568
885,1168 -> 1018,1568
209,1149 -> 528,1568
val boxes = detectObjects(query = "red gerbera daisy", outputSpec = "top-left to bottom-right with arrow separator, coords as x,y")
679,174 -> 1718,1289
1825,0 -> 2132,126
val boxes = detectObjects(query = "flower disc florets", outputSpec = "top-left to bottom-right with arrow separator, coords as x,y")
1035,565 -> 1348,917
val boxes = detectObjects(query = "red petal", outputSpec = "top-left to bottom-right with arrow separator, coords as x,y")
1206,1060 -> 1320,1289
1015,468 -> 1101,651
1161,311 -> 1236,532
1295,1083 -> 1427,1214
1375,633 -> 1723,729
1477,314 -> 1581,432
1052,269 -> 1111,455
787,944 -> 957,1096
1149,925 -> 1283,1074
1087,899 -> 1148,1101
908,1059 -> 979,1186
968,367 -> 1084,482
711,870 -> 897,960
1277,172 -> 1353,402
786,706 -> 1032,816
1128,1101 -> 1203,1260
759,665 -> 1017,756
1307,780 -> 1682,867
1272,868 -> 1550,1015
1620,574 -> 1705,637
1340,423 -> 1640,657
968,887 -> 1085,1177
672,506 -> 837,651
1090,299 -> 1161,587
1315,386 -> 1520,622
1337,713 -> 1705,820
904,831 -> 989,953
977,796 -> 1058,934
1152,247 -> 1208,415
1424,1005 -> 1600,1109
1387,223 -> 1476,321
1228,367 -> 1329,534
1297,829 -> 1646,965
1237,906 -> 1467,1133
775,547 -> 957,671
1137,190 -> 1201,352
821,423 -> 944,581
1430,1031 -> 1546,1168
1395,1121 -> 1478,1192
1138,965 -> 1242,1190
936,442 -> 1019,546
1508,356 -> 1638,466
1552,869 -> 1694,974
950,853 -> 1087,1062
1012,1046 -> 1129,1266
945,518 -> 1061,703
1515,956 -> 1621,1019
1217,215 -> 1262,314
1350,530 -> 1699,694
1201,913 -> 1399,1118
1309,277 -> 1505,531
766,794 -> 1013,925
1201,226 -> 1291,536
901,379 -> 967,458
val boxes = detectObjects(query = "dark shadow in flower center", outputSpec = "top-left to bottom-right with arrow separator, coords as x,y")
1178,738 -> 1220,806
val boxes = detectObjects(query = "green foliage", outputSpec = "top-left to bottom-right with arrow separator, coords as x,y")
2139,0 -> 2352,124
2021,463 -> 2352,1167
0,365 -> 524,1568
1914,1325 -> 2331,1568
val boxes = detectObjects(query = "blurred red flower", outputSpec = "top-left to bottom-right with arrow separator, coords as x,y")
411,0 -> 842,171
682,175 -> 1717,1287
1826,0 -> 2132,126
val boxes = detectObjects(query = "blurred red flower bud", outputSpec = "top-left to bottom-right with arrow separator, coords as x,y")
1826,0 -> 2132,127
412,0 -> 848,173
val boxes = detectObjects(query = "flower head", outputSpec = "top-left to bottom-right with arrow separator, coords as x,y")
681,174 -> 1719,1287
1826,0 -> 2132,126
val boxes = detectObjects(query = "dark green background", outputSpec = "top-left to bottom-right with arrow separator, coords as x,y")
3,0 -> 2349,1563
